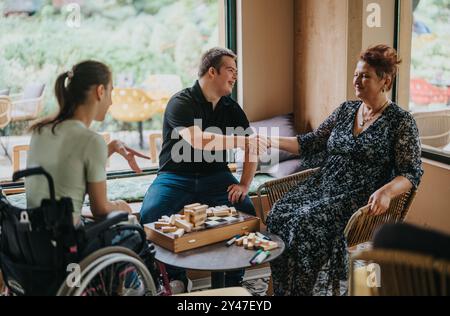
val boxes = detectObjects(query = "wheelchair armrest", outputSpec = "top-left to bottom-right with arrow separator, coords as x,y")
84,211 -> 129,240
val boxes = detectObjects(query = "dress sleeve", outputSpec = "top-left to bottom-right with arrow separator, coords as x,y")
394,114 -> 424,189
297,103 -> 343,157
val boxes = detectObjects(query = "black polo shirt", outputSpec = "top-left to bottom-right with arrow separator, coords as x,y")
159,81 -> 251,174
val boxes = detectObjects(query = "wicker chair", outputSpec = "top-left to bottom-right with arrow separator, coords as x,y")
349,249 -> 450,296
255,168 -> 416,247
0,96 -> 12,160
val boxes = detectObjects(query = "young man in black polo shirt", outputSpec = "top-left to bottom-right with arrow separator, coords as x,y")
140,47 -> 264,289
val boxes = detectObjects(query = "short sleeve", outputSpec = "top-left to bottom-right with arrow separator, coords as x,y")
165,97 -> 196,129
84,133 -> 107,183
231,104 -> 252,136
394,114 -> 424,189
297,103 -> 343,157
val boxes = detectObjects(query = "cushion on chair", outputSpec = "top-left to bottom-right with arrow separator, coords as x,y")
264,158 -> 302,178
22,83 -> 45,100
235,113 -> 300,177
0,88 -> 10,96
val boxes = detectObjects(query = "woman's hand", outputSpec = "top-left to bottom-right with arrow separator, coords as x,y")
108,140 -> 151,174
227,183 -> 249,204
368,188 -> 392,216
112,199 -> 133,213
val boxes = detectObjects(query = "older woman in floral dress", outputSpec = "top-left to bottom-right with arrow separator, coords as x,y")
266,45 -> 424,296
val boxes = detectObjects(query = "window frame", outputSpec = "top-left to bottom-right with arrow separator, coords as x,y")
396,0 -> 450,166
0,0 -> 234,187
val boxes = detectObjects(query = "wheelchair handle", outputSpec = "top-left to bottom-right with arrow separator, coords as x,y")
13,167 -> 55,201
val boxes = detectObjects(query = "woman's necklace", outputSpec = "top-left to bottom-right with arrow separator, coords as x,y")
360,99 -> 390,127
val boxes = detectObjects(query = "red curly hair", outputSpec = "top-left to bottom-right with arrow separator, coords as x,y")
359,44 -> 402,90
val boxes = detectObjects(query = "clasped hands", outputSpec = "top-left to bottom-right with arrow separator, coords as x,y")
239,134 -> 272,157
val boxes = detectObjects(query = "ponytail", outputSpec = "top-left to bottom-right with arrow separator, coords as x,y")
30,60 -> 111,134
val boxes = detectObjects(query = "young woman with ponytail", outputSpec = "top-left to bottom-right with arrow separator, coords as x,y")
27,60 -> 149,223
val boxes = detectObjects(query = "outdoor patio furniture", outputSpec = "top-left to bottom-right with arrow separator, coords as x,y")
0,88 -> 10,96
413,111 -> 450,148
142,74 -> 182,113
110,88 -> 161,149
0,96 -> 12,160
410,78 -> 448,106
10,83 -> 45,123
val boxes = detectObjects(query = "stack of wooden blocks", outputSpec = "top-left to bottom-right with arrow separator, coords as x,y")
152,203 -> 240,238
235,232 -> 279,251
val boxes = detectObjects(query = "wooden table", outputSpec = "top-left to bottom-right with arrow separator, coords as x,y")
153,232 -> 285,289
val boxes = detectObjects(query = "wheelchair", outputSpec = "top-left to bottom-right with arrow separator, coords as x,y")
0,167 -> 163,296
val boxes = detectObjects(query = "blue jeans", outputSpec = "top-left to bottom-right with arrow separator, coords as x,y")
140,171 -> 256,287
140,171 -> 255,224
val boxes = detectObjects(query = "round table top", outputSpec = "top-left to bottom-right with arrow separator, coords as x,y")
153,232 -> 285,272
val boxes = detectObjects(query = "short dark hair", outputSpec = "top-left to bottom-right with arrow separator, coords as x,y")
198,47 -> 237,78
359,44 -> 402,91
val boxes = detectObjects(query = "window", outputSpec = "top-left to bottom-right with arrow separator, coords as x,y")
0,0 -> 222,182
409,0 -> 450,162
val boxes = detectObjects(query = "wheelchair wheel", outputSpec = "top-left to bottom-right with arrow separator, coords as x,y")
57,246 -> 157,296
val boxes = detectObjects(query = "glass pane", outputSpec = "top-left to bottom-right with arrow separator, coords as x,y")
410,0 -> 450,158
0,0 -> 220,182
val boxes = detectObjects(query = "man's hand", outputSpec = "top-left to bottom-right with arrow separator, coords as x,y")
246,134 -> 270,157
368,188 -> 392,216
108,140 -> 151,174
227,183 -> 249,204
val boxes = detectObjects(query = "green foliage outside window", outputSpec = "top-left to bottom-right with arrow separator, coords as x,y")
0,0 -> 219,134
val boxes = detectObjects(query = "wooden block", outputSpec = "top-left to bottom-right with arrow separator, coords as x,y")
248,233 -> 255,243
254,240 -> 261,248
191,225 -> 205,232
215,206 -> 230,213
243,238 -> 248,248
184,210 -> 193,220
192,205 -> 208,214
213,210 -> 230,217
172,228 -> 185,239
190,214 -> 207,223
193,221 -> 206,227
154,222 -> 171,229
161,215 -> 170,222
229,207 -> 238,215
169,215 -> 176,225
161,226 -> 178,233
247,241 -> 254,250
174,219 -> 193,233
184,203 -> 201,210
235,236 -> 245,246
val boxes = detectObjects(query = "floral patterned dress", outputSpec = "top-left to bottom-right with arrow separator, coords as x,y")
266,100 -> 424,296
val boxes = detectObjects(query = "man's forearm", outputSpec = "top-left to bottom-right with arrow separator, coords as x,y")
240,144 -> 258,188
241,160 -> 257,188
199,132 -> 246,151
